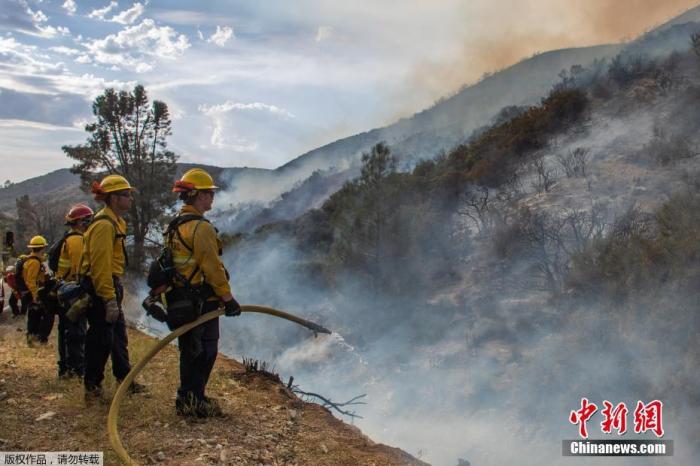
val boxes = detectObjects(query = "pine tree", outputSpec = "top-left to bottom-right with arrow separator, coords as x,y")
62,84 -> 178,268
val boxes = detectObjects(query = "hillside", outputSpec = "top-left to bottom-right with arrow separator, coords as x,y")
213,21 -> 700,466
0,164 -> 268,220
0,168 -> 83,215
210,44 -> 633,232
276,45 -> 623,176
0,43 -> 625,233
212,6 -> 700,234
0,310 -> 426,466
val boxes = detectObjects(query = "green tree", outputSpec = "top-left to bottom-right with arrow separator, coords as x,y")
329,143 -> 398,289
62,84 -> 178,268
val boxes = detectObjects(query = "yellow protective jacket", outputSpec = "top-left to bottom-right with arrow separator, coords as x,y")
57,229 -> 84,281
169,205 -> 231,299
22,252 -> 46,302
79,206 -> 127,300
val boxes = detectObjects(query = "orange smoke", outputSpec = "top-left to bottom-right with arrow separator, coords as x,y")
408,0 -> 699,103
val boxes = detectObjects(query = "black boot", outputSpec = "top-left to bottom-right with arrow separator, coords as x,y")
84,385 -> 105,404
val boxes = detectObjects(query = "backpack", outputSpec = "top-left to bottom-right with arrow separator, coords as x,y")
47,231 -> 82,274
15,255 -> 41,293
146,214 -> 212,329
147,214 -> 210,290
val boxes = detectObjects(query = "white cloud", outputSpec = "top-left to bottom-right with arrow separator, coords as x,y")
199,101 -> 294,118
152,10 -> 234,26
207,26 -> 234,47
0,36 -> 65,80
27,8 -> 48,23
75,54 -> 93,64
50,46 -> 81,56
134,62 -> 152,73
0,36 -> 134,98
11,1 -> 73,38
315,25 -> 333,43
210,126 -> 258,151
62,0 -> 77,15
26,23 -> 70,39
111,3 -> 145,25
169,106 -> 186,120
84,18 -> 190,72
52,73 -> 136,99
88,1 -> 118,21
0,119 -> 81,131
33,25 -> 57,38
199,101 -> 293,151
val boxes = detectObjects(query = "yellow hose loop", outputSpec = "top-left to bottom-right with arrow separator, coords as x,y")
108,305 -> 330,466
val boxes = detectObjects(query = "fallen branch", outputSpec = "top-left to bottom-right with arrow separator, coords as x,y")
291,386 -> 367,419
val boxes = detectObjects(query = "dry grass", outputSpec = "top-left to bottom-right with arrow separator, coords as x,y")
0,312 -> 426,466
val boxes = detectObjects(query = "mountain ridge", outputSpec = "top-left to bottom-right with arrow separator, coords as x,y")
6,5 -> 700,233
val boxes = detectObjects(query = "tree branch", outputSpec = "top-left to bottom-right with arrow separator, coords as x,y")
291,386 -> 366,419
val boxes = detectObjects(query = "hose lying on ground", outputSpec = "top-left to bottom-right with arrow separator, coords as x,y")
108,305 -> 331,466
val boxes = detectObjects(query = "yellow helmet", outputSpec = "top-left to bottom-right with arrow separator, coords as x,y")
91,174 -> 135,201
173,168 -> 219,192
27,235 -> 48,248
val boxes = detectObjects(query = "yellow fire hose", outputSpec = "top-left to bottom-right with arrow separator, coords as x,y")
107,305 -> 331,466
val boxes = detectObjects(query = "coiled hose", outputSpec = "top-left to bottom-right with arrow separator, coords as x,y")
107,305 -> 331,466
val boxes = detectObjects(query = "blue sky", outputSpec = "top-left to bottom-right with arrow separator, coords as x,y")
0,0 -> 696,182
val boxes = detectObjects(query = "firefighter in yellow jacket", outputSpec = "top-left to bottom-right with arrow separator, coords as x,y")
55,204 -> 93,378
169,168 -> 241,417
81,175 -> 144,399
22,236 -> 50,345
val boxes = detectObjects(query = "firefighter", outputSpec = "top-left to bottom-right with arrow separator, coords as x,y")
55,204 -> 93,378
22,236 -> 51,345
169,168 -> 241,417
80,175 -> 145,400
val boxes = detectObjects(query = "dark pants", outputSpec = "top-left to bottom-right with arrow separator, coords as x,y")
177,300 -> 219,401
23,294 -> 55,342
9,292 -> 20,316
57,309 -> 87,376
84,280 -> 131,390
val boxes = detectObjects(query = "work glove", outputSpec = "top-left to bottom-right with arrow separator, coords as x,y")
142,295 -> 168,323
223,297 -> 241,317
104,298 -> 120,324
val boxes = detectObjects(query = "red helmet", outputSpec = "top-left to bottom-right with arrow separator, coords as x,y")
65,204 -> 94,223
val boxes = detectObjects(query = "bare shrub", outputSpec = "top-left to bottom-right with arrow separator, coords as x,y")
458,185 -> 495,237
556,147 -> 590,178
531,156 -> 556,193
492,205 -> 608,294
